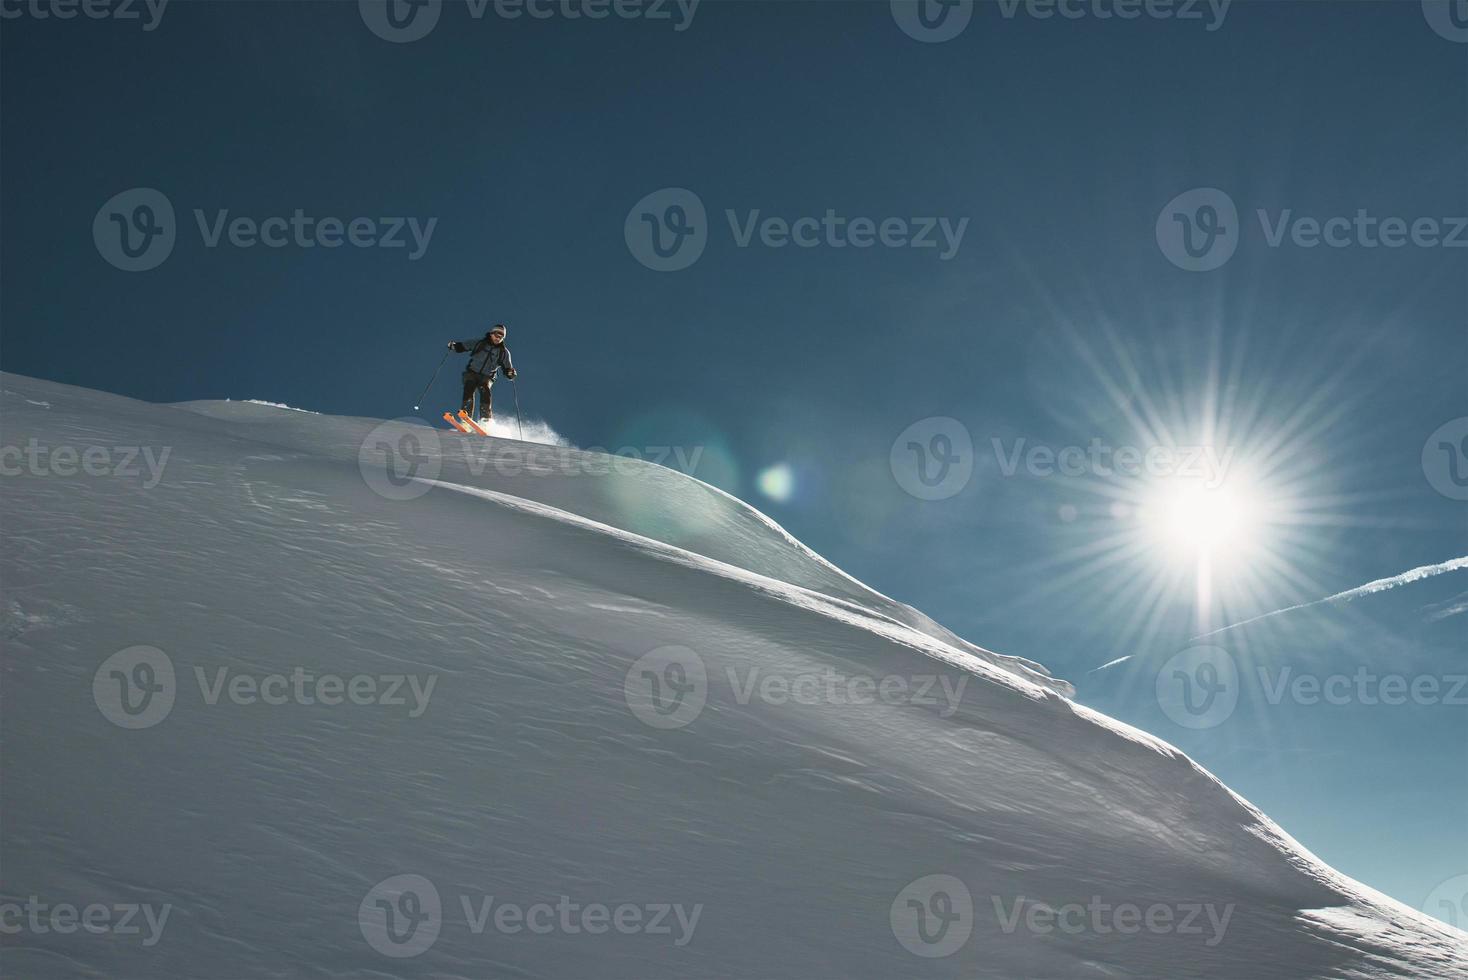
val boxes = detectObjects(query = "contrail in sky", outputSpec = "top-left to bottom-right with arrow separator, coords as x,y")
1190,555 -> 1468,641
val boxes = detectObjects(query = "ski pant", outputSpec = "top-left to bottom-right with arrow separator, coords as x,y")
461,370 -> 493,418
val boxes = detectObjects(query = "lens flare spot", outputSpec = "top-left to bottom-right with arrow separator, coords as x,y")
757,463 -> 795,503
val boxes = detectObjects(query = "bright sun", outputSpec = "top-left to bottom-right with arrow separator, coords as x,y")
1146,481 -> 1260,563
1134,474 -> 1271,628
1021,320 -> 1355,642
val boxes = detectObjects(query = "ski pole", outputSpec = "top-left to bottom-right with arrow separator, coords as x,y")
412,349 -> 451,410
511,378 -> 525,442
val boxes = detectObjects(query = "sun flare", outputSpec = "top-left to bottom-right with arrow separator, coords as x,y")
1143,480 -> 1261,564
996,318 -> 1374,645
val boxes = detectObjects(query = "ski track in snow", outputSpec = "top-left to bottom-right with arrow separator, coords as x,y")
1,372 -> 1464,980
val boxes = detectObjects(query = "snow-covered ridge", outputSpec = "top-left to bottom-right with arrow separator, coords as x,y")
2,373 -> 1463,980
179,386 -> 1072,698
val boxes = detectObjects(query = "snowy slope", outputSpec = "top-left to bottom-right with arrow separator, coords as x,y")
1,373 -> 1463,980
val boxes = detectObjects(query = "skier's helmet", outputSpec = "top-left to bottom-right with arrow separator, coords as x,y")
488,323 -> 507,339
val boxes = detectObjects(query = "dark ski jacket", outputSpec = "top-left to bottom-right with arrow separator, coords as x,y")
454,336 -> 514,379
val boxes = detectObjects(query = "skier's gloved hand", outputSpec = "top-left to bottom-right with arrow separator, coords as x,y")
448,342 -> 467,352
506,369 -> 517,379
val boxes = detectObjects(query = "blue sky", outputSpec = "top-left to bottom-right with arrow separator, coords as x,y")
3,0 -> 1465,920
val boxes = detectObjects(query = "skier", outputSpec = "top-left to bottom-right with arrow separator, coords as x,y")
448,324 -> 516,422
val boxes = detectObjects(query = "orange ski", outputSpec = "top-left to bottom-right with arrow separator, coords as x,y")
458,410 -> 492,437
443,412 -> 472,433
